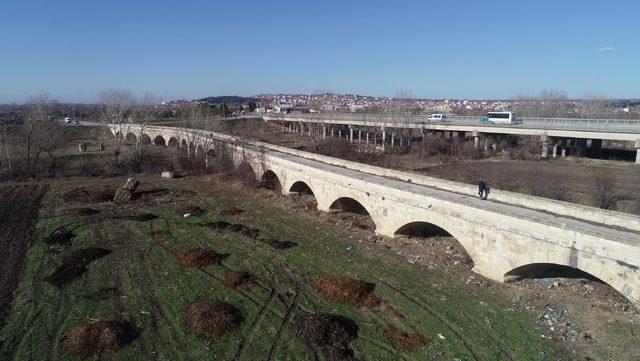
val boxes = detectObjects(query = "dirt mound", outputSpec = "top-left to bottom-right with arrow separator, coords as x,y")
222,270 -> 254,289
125,213 -> 158,222
174,248 -> 222,268
227,224 -> 260,239
183,300 -> 243,341
262,238 -> 297,249
68,207 -> 100,216
312,276 -> 381,308
60,319 -> 139,357
218,207 -> 244,216
383,325 -> 427,352
46,248 -> 112,287
62,188 -> 114,203
292,312 -> 359,359
177,205 -> 205,217
45,230 -> 74,246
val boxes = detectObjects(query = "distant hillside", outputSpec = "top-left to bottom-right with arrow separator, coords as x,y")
196,96 -> 258,104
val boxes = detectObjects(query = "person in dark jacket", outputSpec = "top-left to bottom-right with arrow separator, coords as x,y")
478,180 -> 487,199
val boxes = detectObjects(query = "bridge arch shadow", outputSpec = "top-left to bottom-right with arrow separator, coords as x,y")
329,197 -> 376,231
154,135 -> 166,146
125,133 -> 137,144
289,181 -> 317,209
330,197 -> 370,215
504,263 -> 631,304
261,170 -> 282,192
139,133 -> 152,145
168,137 -> 179,147
394,221 -> 474,269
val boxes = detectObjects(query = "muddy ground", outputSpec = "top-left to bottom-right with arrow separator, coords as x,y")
0,184 -> 47,326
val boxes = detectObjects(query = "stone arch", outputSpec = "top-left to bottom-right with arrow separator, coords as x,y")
394,221 -> 475,268
168,137 -> 179,147
139,133 -> 152,145
125,132 -> 137,143
328,196 -> 379,231
386,215 -> 477,265
154,135 -> 167,146
330,197 -> 370,215
289,181 -> 315,195
237,161 -> 258,183
504,260 -> 635,305
260,170 -> 282,191
395,221 -> 452,238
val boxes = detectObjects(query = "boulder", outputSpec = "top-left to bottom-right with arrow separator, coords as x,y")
113,178 -> 139,203
161,171 -> 176,179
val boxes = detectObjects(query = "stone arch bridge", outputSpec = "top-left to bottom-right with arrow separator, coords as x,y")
110,124 -> 640,306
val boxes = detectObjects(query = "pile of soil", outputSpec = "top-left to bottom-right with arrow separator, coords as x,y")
201,221 -> 295,249
45,230 -> 75,247
60,319 -> 139,357
222,270 -> 254,289
174,248 -> 222,268
383,325 -> 427,352
228,224 -> 260,239
218,207 -> 244,216
292,312 -> 359,359
183,300 -> 243,341
125,213 -> 158,222
46,247 -> 112,287
68,207 -> 100,216
312,276 -> 381,308
262,238 -> 297,250
177,205 -> 205,217
62,188 -> 114,203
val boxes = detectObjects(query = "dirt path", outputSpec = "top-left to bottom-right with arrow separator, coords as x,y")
0,184 -> 47,327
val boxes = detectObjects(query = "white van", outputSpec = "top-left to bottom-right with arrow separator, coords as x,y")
427,114 -> 449,122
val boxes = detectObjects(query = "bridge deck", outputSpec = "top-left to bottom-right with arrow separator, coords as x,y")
273,148 -> 640,247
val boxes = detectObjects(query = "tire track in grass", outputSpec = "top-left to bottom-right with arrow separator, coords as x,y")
234,288 -> 276,360
267,290 -> 300,361
368,276 -> 482,361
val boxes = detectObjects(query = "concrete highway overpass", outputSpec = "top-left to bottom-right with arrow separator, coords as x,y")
263,113 -> 640,162
110,124 -> 640,307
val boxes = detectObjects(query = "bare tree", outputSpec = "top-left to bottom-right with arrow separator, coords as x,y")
592,168 -> 619,210
581,93 -> 608,118
100,88 -> 135,151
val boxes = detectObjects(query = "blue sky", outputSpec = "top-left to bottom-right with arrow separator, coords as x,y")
0,0 -> 638,103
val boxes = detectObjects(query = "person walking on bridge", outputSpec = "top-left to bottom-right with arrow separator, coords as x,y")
478,179 -> 489,200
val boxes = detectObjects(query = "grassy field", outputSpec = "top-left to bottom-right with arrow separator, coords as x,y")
0,175 -> 567,360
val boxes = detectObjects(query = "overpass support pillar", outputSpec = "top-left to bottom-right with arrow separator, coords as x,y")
635,140 -> 640,164
552,142 -> 558,158
349,127 -> 354,143
308,124 -> 312,137
391,132 -> 395,147
472,131 -> 480,150
358,129 -> 362,143
541,135 -> 549,158
381,128 -> 386,150
330,127 -> 334,138
338,130 -> 342,139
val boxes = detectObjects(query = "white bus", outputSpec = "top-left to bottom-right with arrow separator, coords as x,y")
486,111 -> 519,124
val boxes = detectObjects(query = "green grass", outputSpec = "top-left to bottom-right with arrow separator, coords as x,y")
0,176 -> 564,360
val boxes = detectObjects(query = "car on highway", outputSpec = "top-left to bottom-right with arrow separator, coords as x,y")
427,113 -> 451,122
